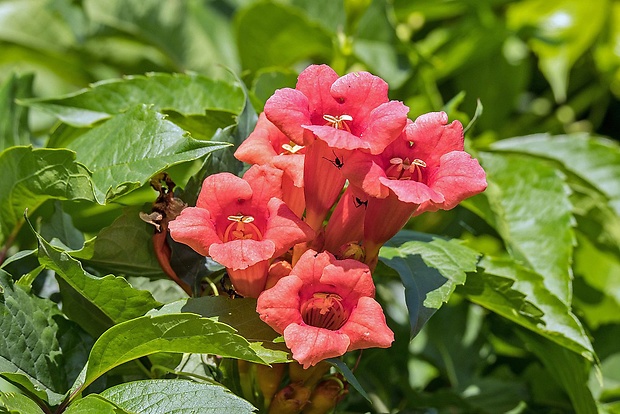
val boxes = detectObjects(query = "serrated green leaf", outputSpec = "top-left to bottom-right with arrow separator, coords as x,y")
0,392 -> 44,414
491,133 -> 620,217
100,379 -> 255,414
0,269 -> 90,406
63,394 -> 128,414
33,225 -> 161,337
79,313 -> 265,391
151,297 -> 290,364
477,151 -> 575,305
66,104 -> 230,203
467,256 -> 594,360
517,329 -> 597,414
379,237 -> 480,336
235,1 -> 332,72
70,206 -> 167,279
0,73 -> 33,150
23,73 -> 245,128
507,0 -> 606,102
0,146 -> 94,247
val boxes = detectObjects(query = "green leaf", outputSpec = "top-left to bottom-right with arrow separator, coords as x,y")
0,269 -> 90,406
491,133 -> 620,217
517,329 -> 597,414
64,394 -> 128,414
0,392 -> 44,414
66,104 -> 231,203
326,358 -> 371,403
40,201 -> 84,251
23,73 -> 245,128
0,0 -> 77,52
70,206 -> 167,279
476,151 -> 575,305
0,146 -> 94,247
235,1 -> 333,72
0,72 -> 33,150
506,0 -> 607,102
151,297 -> 290,364
79,313 -> 266,391
33,225 -> 161,337
572,234 -> 620,328
465,256 -> 594,360
100,379 -> 256,414
379,237 -> 480,336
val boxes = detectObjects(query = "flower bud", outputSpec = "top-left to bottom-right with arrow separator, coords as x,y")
302,376 -> 348,414
268,382 -> 312,414
288,361 -> 330,388
257,363 -> 286,407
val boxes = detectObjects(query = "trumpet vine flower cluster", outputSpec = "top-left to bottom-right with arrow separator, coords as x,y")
169,64 -> 487,368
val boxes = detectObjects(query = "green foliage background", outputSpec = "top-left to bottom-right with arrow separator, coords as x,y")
1,0 -> 620,413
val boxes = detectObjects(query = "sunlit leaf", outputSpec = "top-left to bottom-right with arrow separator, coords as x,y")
492,133 -> 620,217
23,73 -> 245,128
100,379 -> 256,414
0,392 -> 44,414
78,313 -> 265,391
379,237 -> 480,336
63,394 -> 129,414
66,104 -> 230,203
0,146 -> 94,248
472,151 -> 575,305
151,297 -> 290,364
463,256 -> 594,360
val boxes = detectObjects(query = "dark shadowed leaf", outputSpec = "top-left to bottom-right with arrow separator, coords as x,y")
33,225 -> 161,337
379,237 -> 480,336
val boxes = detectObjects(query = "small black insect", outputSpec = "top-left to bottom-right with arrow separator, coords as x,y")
323,151 -> 344,169
354,197 -> 368,208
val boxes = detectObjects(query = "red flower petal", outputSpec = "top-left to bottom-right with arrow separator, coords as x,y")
405,112 -> 464,167
234,113 -> 281,165
296,64 -> 340,122
263,198 -> 314,258
331,71 -> 389,122
340,297 -> 394,351
196,173 -> 253,219
416,151 -> 487,214
208,238 -> 275,270
360,101 -> 409,154
378,176 -> 444,204
168,207 -> 220,256
243,164 -> 283,207
283,324 -> 350,369
264,88 -> 312,145
320,261 -> 375,302
257,275 -> 304,333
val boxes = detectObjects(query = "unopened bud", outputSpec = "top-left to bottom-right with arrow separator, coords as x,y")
302,376 -> 348,414
339,242 -> 366,262
288,361 -> 330,388
265,260 -> 293,290
257,363 -> 286,407
268,382 -> 312,414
